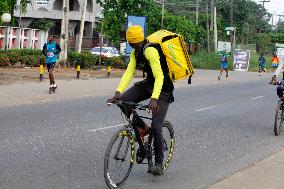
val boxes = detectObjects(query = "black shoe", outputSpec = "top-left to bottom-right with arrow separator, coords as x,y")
52,84 -> 57,92
147,164 -> 156,175
155,164 -> 164,176
49,87 -> 53,94
147,164 -> 164,176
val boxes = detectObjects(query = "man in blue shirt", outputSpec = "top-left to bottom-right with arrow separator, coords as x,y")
258,53 -> 266,76
218,50 -> 229,80
42,35 -> 61,93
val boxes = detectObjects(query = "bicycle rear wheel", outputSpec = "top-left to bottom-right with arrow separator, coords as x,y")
162,120 -> 175,173
274,100 -> 284,136
104,128 -> 135,189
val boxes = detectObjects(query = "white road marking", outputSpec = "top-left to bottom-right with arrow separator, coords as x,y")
83,94 -> 92,97
88,123 -> 126,132
196,106 -> 216,112
251,96 -> 263,100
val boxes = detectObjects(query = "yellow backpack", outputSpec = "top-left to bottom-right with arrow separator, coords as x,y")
146,30 -> 194,81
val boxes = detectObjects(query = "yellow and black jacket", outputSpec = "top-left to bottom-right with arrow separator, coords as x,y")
117,42 -> 174,100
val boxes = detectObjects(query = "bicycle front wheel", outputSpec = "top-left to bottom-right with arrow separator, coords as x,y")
274,100 -> 284,136
104,128 -> 135,189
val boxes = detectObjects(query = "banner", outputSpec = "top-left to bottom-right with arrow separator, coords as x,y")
217,41 -> 231,56
276,43 -> 284,58
233,49 -> 251,71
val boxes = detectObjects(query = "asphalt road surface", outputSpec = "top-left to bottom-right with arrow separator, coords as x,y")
1,74 -> 284,189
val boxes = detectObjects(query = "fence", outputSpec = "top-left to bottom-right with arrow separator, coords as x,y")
0,26 -> 103,51
0,26 -> 48,50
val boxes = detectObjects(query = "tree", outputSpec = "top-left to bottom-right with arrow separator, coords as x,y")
215,0 -> 272,44
29,18 -> 54,31
254,33 -> 273,53
96,0 -> 204,46
276,21 -> 284,33
96,0 -> 162,45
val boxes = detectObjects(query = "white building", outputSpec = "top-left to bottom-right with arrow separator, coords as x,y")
14,0 -> 103,37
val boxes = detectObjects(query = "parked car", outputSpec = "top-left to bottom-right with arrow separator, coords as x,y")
90,46 -> 120,57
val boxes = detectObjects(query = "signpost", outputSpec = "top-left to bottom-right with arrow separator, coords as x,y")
225,26 -> 236,56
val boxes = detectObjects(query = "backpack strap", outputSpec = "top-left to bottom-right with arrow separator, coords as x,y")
142,42 -> 175,103
143,42 -> 151,53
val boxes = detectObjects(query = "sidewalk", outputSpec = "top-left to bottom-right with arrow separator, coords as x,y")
207,149 -> 284,189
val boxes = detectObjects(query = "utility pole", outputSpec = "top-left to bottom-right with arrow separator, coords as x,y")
277,14 -> 284,32
60,0 -> 69,67
214,5 -> 218,52
230,0 -> 234,55
259,0 -> 270,8
77,0 -> 87,52
272,14 -> 274,27
206,0 -> 210,53
210,0 -> 214,30
196,0 -> 199,25
98,17 -> 104,69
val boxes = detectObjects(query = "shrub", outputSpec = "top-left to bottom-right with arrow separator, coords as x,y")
108,56 -> 127,69
190,51 -> 233,70
68,51 -> 81,67
68,51 -> 98,68
249,53 -> 272,72
0,53 -> 10,66
80,53 -> 98,68
6,50 -> 20,65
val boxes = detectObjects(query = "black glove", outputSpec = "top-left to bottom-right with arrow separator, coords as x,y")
148,98 -> 158,113
107,91 -> 121,104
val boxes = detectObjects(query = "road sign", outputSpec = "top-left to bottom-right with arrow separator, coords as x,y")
225,27 -> 235,31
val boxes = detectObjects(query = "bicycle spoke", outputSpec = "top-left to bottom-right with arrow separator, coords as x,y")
104,129 -> 134,188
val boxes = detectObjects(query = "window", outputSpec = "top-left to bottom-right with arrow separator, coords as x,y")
36,0 -> 49,5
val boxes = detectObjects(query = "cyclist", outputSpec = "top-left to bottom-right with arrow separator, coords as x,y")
107,25 -> 174,176
218,50 -> 229,80
42,35 -> 61,93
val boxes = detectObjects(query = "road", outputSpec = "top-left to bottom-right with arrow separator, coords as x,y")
1,71 -> 284,189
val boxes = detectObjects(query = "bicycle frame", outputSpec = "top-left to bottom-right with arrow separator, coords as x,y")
128,110 -> 152,163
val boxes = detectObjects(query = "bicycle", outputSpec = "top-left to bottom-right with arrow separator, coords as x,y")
274,99 -> 284,136
104,101 -> 175,189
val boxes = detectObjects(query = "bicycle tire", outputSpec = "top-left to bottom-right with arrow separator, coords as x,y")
274,100 -> 283,136
162,120 -> 175,173
104,128 -> 135,189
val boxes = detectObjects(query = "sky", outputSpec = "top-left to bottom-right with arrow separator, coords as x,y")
253,0 -> 284,25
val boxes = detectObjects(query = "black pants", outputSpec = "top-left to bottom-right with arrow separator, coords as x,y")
120,80 -> 171,165
277,85 -> 284,98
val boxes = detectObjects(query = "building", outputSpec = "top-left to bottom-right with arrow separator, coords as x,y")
14,0 -> 103,37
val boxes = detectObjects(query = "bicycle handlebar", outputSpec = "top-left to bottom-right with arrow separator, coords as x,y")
108,101 -> 150,111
